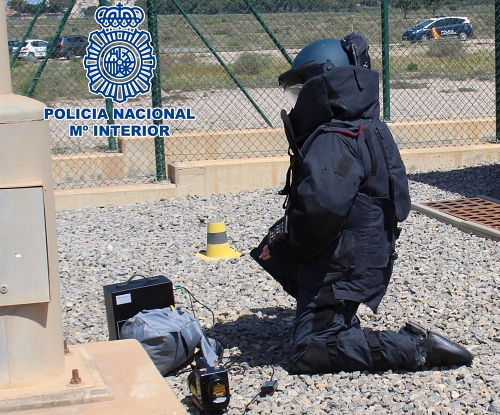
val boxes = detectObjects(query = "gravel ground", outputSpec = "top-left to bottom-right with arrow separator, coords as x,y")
56,161 -> 500,415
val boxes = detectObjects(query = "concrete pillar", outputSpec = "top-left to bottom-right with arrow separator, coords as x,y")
0,3 -> 65,388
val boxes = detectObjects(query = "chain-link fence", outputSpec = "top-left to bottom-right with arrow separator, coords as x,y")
6,0 -> 499,188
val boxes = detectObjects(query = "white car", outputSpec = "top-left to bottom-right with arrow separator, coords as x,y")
18,39 -> 48,59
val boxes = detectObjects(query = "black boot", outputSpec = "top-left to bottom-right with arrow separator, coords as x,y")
405,322 -> 474,367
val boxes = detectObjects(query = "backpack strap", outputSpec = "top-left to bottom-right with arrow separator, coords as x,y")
363,128 -> 378,176
279,110 -> 298,198
374,128 -> 395,201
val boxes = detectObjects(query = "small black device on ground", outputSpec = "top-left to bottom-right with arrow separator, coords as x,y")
187,356 -> 230,414
260,380 -> 278,396
103,274 -> 175,340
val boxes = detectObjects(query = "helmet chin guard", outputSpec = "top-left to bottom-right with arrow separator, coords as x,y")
283,83 -> 303,108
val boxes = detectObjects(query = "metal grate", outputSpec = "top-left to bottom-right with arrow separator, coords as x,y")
423,197 -> 500,231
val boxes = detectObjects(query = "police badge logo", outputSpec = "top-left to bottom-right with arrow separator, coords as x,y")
84,2 -> 156,103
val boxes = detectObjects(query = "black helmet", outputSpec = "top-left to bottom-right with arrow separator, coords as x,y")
279,34 -> 371,107
279,38 -> 349,107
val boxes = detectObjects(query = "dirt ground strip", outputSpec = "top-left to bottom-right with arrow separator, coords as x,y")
49,77 -> 494,155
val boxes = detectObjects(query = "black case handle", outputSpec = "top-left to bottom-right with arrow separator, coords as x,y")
116,274 -> 159,287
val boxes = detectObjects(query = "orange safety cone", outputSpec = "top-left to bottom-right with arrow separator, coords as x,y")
195,220 -> 241,261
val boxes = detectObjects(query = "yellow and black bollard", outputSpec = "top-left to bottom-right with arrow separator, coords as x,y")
195,220 -> 241,261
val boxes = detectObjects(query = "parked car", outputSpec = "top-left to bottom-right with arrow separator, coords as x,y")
402,16 -> 473,42
8,40 -> 21,54
17,39 -> 48,59
51,35 -> 88,59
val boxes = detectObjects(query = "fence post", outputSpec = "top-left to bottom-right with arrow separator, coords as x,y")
105,98 -> 117,151
244,0 -> 293,65
146,0 -> 167,181
26,0 -> 76,97
496,0 -> 500,141
99,0 -> 118,152
381,0 -> 390,121
171,0 -> 273,128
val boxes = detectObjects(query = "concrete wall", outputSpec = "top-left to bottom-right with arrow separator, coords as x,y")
52,118 -> 500,210
59,117 -> 493,184
53,153 -> 125,183
400,144 -> 500,171
54,143 -> 500,210
390,117 -> 495,147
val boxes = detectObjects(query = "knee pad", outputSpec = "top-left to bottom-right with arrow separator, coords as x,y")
287,337 -> 341,374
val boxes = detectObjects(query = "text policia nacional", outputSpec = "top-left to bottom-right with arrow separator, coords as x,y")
44,107 -> 196,138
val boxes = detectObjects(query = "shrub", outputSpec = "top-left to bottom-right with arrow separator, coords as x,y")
232,53 -> 271,76
426,40 -> 465,58
406,62 -> 419,71
392,80 -> 428,89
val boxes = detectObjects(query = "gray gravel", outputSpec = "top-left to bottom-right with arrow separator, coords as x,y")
57,161 -> 500,415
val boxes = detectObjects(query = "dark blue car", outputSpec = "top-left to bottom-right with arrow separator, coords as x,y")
402,16 -> 473,42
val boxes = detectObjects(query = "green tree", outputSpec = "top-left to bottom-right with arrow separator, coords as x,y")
23,2 -> 47,13
134,0 -> 146,12
46,0 -> 71,13
7,0 -> 26,13
422,0 -> 443,16
391,0 -> 421,19
83,5 -> 98,17
358,0 -> 379,6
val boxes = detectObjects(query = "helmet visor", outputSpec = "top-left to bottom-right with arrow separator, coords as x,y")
284,84 -> 303,108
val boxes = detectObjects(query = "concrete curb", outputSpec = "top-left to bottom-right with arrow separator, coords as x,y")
53,144 -> 500,211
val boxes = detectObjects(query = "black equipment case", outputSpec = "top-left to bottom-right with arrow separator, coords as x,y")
103,274 -> 175,340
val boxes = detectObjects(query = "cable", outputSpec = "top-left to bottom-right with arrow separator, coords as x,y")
241,372 -> 279,413
229,353 -> 281,414
224,354 -> 277,381
173,285 -> 292,354
187,291 -> 196,319
173,286 -> 284,414
174,285 -> 216,328
243,391 -> 261,414
174,286 -> 293,337
173,284 -> 227,356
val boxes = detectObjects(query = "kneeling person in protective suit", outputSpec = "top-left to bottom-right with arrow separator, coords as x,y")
250,33 -> 473,374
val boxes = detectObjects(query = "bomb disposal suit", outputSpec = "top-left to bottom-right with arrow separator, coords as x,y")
251,34 -> 473,374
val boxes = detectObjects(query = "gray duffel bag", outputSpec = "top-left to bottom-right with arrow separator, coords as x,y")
120,307 -> 219,375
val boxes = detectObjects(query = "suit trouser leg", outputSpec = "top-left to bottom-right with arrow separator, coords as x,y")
288,284 -> 423,374
250,244 -> 423,373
